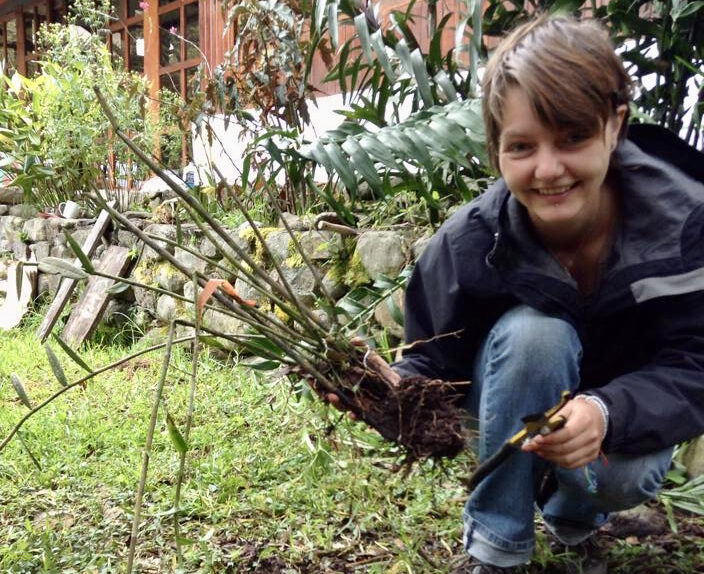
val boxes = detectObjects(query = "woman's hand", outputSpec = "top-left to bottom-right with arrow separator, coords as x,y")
521,398 -> 605,469
319,340 -> 400,417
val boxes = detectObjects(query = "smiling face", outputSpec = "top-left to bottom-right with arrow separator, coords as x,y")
498,88 -> 626,245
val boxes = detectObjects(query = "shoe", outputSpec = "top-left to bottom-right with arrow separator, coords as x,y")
547,535 -> 607,574
449,556 -> 523,573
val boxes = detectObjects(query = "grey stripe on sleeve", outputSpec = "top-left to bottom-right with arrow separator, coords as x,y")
631,266 -> 704,303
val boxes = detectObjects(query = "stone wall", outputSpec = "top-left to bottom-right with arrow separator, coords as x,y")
0,186 -> 428,345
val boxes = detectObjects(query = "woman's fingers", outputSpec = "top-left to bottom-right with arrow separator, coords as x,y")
521,399 -> 604,467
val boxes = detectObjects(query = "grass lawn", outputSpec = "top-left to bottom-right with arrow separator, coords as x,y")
0,314 -> 702,573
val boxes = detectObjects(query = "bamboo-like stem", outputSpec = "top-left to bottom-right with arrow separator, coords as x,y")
0,336 -> 195,453
94,87 -> 307,313
259,180 -> 339,321
175,199 -> 324,346
126,322 -> 176,574
162,200 -> 305,323
173,275 -> 200,564
91,192 -> 320,353
212,164 -> 331,335
17,431 -> 42,471
90,262 -> 322,355
93,87 -> 342,395
144,232 -> 233,277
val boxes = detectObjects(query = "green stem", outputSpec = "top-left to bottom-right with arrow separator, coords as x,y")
94,87 -> 304,310
260,180 -> 339,320
126,321 -> 176,574
0,336 -> 195,453
173,274 -> 200,564
212,163 -> 330,337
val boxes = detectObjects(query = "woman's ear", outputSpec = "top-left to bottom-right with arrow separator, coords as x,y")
608,104 -> 628,150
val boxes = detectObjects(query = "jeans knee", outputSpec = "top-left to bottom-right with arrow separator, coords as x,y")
483,305 -> 581,381
591,449 -> 673,511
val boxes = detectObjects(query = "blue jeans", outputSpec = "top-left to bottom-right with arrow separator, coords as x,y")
462,305 -> 673,568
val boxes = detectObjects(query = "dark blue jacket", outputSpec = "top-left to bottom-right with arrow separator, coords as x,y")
395,128 -> 704,455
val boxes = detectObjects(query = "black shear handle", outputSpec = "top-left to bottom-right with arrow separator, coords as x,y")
467,442 -> 516,491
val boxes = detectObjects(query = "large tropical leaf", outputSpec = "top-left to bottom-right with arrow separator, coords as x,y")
298,97 -> 487,196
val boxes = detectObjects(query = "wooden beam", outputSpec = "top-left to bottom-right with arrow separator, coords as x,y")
60,245 -> 132,347
36,207 -> 114,342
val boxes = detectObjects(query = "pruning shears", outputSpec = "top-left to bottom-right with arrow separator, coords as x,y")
467,391 -> 571,490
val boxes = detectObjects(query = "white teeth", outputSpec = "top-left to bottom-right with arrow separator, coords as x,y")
536,185 -> 572,196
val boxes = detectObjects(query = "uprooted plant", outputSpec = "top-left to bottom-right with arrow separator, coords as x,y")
1,85 -> 468,459
103,86 -> 469,460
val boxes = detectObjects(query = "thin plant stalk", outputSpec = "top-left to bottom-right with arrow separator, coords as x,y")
94,86 -> 313,318
91,191 -> 321,354
259,176 -> 339,317
0,335 -> 195,453
127,321 -> 176,574
173,274 -> 201,564
212,163 -> 330,334
175,199 -> 325,345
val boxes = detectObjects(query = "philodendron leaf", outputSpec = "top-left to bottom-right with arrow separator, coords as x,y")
52,334 -> 93,373
38,257 -> 88,280
64,231 -> 95,274
165,410 -> 188,454
45,344 -> 68,387
10,372 -> 32,409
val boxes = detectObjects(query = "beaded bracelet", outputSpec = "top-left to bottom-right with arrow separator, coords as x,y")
574,394 -> 609,442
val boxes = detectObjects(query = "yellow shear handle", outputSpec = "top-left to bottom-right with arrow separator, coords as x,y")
507,390 -> 571,447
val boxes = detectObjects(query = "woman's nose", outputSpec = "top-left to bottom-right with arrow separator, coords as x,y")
533,147 -> 565,182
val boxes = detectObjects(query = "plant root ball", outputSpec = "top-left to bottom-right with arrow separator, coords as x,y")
339,367 -> 468,460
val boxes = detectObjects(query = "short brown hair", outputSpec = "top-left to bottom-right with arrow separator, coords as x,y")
482,15 -> 632,172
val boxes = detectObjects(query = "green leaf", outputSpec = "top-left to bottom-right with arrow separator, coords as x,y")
64,231 -> 95,274
341,138 -> 383,193
370,29 -> 395,81
52,334 -> 93,374
410,48 -> 434,107
299,139 -> 333,172
324,141 -> 358,195
165,410 -> 188,454
314,0 -> 327,33
45,344 -> 68,387
673,0 -> 704,20
243,334 -> 286,358
327,0 -> 339,49
106,280 -> 131,295
38,257 -> 88,280
240,152 -> 252,194
247,359 -> 281,371
358,135 -> 402,171
354,13 -> 374,65
386,295 -> 404,327
15,261 -> 23,301
547,0 -> 586,12
433,70 -> 457,102
665,469 -> 688,486
394,38 -> 414,76
10,372 -> 32,409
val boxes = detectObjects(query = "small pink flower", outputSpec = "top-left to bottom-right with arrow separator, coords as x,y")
169,26 -> 177,35
138,1 -> 148,10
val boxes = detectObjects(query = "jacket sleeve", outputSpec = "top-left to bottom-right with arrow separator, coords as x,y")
392,214 -> 501,382
591,291 -> 704,454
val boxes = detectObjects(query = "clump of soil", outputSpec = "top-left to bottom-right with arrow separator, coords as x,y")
330,365 -> 467,461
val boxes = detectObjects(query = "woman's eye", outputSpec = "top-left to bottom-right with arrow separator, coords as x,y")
563,133 -> 589,146
504,142 -> 531,153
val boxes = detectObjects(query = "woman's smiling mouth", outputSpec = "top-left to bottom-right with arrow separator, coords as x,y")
535,183 -> 577,196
